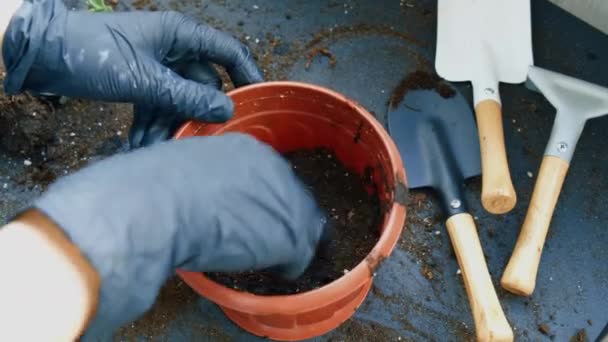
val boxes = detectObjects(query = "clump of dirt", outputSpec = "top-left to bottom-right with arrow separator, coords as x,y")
538,323 -> 551,336
206,148 -> 382,295
389,71 -> 455,108
570,329 -> 588,342
421,264 -> 434,280
0,91 -> 57,158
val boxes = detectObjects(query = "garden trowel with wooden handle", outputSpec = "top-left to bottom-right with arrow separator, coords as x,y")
436,0 -> 534,214
501,66 -> 608,296
388,82 -> 513,342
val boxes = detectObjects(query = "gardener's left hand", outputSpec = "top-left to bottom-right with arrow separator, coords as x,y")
2,0 -> 263,147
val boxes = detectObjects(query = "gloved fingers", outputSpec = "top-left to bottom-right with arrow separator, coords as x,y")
130,61 -> 226,148
318,218 -> 335,249
164,12 -> 263,87
137,112 -> 173,148
275,211 -> 329,280
144,61 -> 235,123
173,61 -> 223,90
140,124 -> 172,148
130,105 -> 182,149
129,106 -> 153,149
277,247 -> 316,281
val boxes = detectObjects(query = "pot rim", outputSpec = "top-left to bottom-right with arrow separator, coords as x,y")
176,81 -> 407,315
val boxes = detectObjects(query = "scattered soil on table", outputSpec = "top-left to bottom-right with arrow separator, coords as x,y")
330,319 -> 409,341
248,22 -> 429,81
206,148 -> 382,295
305,47 -> 337,70
0,90 -> 57,158
389,70 -> 455,108
305,23 -> 425,50
370,285 -> 475,341
115,277 -> 196,339
0,68 -> 131,191
570,329 -> 588,342
115,277 -> 231,342
398,191 -> 444,289
0,97 -> 130,189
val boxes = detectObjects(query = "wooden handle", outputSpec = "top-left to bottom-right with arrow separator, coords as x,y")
446,213 -> 513,342
501,156 -> 569,296
475,100 -> 517,215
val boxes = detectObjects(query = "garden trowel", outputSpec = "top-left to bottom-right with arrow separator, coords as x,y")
388,83 -> 513,342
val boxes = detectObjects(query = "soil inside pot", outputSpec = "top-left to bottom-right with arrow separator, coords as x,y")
206,148 -> 382,295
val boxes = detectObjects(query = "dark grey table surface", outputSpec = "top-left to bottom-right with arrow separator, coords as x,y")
1,0 -> 606,341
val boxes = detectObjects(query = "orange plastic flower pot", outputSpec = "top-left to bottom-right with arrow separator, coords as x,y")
174,82 -> 407,341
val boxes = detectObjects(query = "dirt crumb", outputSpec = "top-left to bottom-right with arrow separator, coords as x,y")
421,265 -> 434,280
569,329 -> 588,342
207,148 -> 381,295
538,324 -> 551,336
389,71 -> 455,108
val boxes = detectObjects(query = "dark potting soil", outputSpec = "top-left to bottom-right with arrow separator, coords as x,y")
389,70 -> 456,108
0,70 -> 132,191
0,91 -> 57,158
206,148 -> 382,295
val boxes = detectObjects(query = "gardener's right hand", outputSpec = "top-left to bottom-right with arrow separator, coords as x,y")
2,0 -> 263,148
29,133 -> 327,339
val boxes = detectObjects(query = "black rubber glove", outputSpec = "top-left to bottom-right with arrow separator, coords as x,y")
130,62 -> 225,147
2,0 -> 263,148
33,133 -> 327,339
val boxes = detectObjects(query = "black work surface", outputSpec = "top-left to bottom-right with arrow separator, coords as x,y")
1,0 -> 606,341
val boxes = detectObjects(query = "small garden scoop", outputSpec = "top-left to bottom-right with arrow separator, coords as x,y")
436,0 -> 534,214
501,66 -> 608,296
388,84 -> 513,342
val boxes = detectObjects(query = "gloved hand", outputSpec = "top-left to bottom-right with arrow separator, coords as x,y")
32,134 -> 327,339
2,0 -> 263,148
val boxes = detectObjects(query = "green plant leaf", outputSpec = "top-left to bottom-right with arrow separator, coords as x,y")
87,0 -> 113,12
